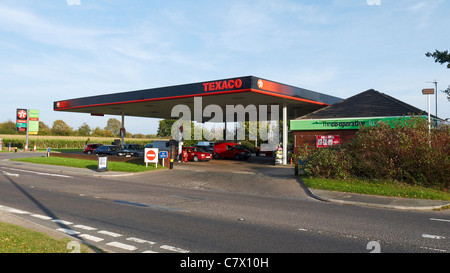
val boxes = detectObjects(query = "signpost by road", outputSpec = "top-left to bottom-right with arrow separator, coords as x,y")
159,151 -> 168,167
16,108 -> 39,151
145,148 -> 159,168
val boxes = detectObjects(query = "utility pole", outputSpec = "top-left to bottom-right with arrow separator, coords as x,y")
427,81 -> 437,117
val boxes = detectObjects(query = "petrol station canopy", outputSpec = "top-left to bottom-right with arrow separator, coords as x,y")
53,76 -> 342,121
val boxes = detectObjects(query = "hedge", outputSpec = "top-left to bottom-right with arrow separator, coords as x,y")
297,117 -> 450,190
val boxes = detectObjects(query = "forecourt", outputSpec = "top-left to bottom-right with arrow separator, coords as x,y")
53,76 -> 342,164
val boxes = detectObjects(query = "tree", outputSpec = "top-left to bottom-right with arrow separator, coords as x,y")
91,126 -> 113,137
426,49 -> 450,68
105,118 -> 121,137
157,119 -> 177,138
51,120 -> 74,136
38,121 -> 51,135
77,122 -> 91,136
0,120 -> 18,134
426,49 -> 450,101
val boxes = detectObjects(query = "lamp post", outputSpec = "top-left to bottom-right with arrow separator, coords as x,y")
426,81 -> 437,117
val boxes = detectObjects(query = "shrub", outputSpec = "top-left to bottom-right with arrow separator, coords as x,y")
298,116 -> 450,190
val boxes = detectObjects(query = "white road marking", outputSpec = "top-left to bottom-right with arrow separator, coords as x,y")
430,218 -> 450,223
420,246 -> 447,253
160,245 -> 189,253
422,234 -> 446,240
57,228 -> 80,235
80,234 -> 104,242
142,250 -> 158,253
1,167 -> 73,178
74,224 -> 97,231
52,219 -> 73,225
106,242 -> 137,251
127,237 -> 156,245
0,206 -> 30,214
98,230 -> 122,237
31,214 -> 53,220
2,171 -> 19,177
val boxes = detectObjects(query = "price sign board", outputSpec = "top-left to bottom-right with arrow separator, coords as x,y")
28,109 -> 39,135
316,135 -> 340,148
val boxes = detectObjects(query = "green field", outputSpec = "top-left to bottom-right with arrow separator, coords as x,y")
0,134 -> 165,149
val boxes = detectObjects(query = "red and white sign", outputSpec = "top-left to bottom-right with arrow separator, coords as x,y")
316,135 -> 340,148
144,148 -> 159,164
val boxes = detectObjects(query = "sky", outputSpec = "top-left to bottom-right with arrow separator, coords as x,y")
1,0 -> 449,135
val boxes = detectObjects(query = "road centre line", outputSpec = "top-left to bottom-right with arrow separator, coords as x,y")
422,234 -> 446,240
0,167 -> 73,178
2,171 -> 19,177
430,218 -> 450,223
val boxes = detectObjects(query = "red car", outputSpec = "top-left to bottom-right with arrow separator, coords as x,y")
213,142 -> 251,160
83,143 -> 103,154
183,147 -> 212,162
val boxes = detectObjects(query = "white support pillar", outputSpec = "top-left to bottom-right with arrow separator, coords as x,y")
121,112 -> 125,149
283,103 -> 288,165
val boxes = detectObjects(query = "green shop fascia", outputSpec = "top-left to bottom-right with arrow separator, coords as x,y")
290,115 -> 436,131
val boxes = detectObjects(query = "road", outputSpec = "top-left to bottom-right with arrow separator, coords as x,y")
0,153 -> 449,256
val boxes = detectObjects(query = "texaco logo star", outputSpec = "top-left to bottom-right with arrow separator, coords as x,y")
18,110 -> 27,119
257,79 -> 263,89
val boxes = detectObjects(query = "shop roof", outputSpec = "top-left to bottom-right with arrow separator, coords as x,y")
295,89 -> 429,120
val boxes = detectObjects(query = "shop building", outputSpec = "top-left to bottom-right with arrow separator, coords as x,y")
290,89 -> 433,153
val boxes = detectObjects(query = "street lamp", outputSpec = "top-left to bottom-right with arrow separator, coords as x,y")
426,81 -> 437,117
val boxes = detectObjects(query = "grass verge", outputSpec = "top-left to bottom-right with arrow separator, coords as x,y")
11,157 -> 163,172
300,176 -> 450,201
0,221 -> 91,253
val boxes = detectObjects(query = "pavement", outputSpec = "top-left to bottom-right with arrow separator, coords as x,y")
2,154 -> 448,211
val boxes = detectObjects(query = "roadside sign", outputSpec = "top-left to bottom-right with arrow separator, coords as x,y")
145,148 -> 159,167
98,154 -> 108,172
16,109 -> 28,132
159,151 -> 168,167
159,151 -> 168,159
28,109 -> 39,135
422,88 -> 434,95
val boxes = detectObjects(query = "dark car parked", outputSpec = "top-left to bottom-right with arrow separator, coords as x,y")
123,143 -> 144,157
93,145 -> 134,157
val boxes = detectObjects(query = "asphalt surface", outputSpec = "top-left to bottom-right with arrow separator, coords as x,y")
3,152 -> 448,210
0,152 -> 449,254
